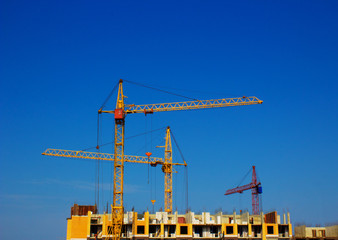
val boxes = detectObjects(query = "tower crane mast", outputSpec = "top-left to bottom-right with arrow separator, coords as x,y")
156,127 -> 174,213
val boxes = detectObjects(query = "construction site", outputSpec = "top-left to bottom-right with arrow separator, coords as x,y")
3,2 -> 338,240
42,80 -> 337,240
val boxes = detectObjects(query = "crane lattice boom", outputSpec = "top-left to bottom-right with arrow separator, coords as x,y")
42,148 -> 186,166
225,182 -> 259,195
100,96 -> 263,115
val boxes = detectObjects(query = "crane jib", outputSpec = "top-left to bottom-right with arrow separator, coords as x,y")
124,97 -> 263,114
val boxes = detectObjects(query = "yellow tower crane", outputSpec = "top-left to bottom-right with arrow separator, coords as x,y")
96,79 -> 262,240
42,126 -> 184,215
156,126 -> 174,214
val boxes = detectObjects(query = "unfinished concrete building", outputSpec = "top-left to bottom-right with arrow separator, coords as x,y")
294,225 -> 338,240
67,205 -> 292,240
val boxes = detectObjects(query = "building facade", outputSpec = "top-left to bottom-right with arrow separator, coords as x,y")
67,205 -> 293,240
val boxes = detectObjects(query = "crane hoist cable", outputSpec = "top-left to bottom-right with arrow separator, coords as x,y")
170,130 -> 187,165
124,79 -> 200,101
145,116 -> 149,183
149,160 -> 157,213
146,113 -> 154,185
98,82 -> 119,112
95,113 -> 101,210
169,129 -> 189,213
131,129 -> 165,157
184,165 -> 189,213
237,166 -> 252,187
82,127 -> 166,151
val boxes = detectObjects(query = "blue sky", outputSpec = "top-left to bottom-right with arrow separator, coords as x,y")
1,0 -> 338,239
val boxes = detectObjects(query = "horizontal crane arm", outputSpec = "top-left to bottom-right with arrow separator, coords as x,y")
42,148 -> 162,164
99,97 -> 263,115
225,182 -> 260,195
42,148 -> 186,166
125,97 -> 263,114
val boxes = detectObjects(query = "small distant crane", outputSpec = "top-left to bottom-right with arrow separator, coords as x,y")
225,166 -> 262,215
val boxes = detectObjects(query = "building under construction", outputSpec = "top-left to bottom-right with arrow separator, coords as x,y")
43,80 -> 305,240
67,204 -> 293,240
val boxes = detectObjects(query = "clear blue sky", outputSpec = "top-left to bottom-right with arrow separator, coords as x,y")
1,0 -> 338,239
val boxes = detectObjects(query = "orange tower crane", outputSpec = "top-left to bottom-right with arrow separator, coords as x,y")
224,166 -> 262,215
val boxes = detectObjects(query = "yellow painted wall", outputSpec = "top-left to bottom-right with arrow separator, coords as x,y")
68,216 -> 89,238
188,224 -> 193,235
176,223 -> 180,235
144,211 -> 149,235
87,211 -> 91,237
133,211 -> 149,235
222,224 -> 237,235
234,224 -> 238,235
262,223 -> 266,240
248,224 -> 252,237
102,213 -> 110,235
289,223 -> 293,237
132,212 -> 137,235
67,219 -> 72,240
